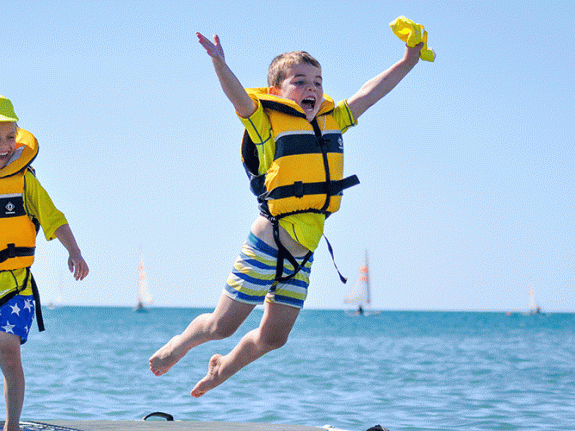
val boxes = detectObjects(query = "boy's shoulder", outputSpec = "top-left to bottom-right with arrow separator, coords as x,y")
25,166 -> 37,177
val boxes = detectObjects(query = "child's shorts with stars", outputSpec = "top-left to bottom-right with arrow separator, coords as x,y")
0,295 -> 35,344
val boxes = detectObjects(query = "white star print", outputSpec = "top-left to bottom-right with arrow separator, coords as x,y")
24,299 -> 33,312
2,321 -> 15,334
10,303 -> 21,316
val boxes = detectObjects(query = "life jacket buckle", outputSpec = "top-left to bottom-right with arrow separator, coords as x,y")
6,244 -> 16,258
293,181 -> 304,198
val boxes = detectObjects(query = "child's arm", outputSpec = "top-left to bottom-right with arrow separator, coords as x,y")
347,43 -> 423,120
196,33 -> 257,118
54,224 -> 89,281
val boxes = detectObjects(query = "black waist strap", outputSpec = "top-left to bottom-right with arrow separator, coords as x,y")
263,175 -> 360,200
0,244 -> 35,264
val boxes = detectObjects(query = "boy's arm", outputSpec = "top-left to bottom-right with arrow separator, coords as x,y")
347,43 -> 423,120
197,33 -> 257,118
54,224 -> 89,281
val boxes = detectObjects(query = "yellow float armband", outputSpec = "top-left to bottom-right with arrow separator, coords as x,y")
389,16 -> 436,62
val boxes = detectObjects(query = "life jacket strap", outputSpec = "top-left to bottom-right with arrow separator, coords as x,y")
0,244 -> 35,264
262,175 -> 360,201
269,219 -> 348,285
323,234 -> 348,284
30,271 -> 45,332
271,219 -> 313,283
0,289 -> 19,310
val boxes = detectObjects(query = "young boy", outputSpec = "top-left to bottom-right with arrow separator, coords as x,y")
149,33 -> 423,398
0,96 -> 89,431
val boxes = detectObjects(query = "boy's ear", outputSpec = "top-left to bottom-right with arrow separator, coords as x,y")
269,87 -> 280,95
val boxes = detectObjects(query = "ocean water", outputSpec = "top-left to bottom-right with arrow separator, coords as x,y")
16,307 -> 575,430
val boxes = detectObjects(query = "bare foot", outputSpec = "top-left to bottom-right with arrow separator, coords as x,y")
3,420 -> 21,431
149,335 -> 188,376
191,354 -> 226,398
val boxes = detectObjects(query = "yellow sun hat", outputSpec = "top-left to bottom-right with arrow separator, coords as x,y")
0,96 -> 19,122
389,16 -> 436,62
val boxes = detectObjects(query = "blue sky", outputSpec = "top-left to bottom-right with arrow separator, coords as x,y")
2,0 -> 573,312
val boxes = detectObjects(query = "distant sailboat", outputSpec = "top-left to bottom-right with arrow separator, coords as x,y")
344,251 -> 378,316
528,283 -> 541,315
48,272 -> 64,309
135,250 -> 153,312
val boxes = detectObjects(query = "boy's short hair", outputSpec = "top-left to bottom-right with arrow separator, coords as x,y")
267,51 -> 321,88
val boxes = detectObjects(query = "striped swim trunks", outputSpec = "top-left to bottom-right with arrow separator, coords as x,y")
224,232 -> 314,309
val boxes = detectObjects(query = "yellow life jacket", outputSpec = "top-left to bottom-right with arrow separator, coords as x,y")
241,89 -> 359,221
241,90 -> 359,283
0,129 -> 39,271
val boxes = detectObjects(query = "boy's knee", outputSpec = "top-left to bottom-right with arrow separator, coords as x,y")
211,321 -> 238,340
0,346 -> 22,370
260,333 -> 289,351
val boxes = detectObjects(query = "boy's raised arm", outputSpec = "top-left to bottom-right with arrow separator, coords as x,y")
197,33 -> 257,118
347,43 -> 423,120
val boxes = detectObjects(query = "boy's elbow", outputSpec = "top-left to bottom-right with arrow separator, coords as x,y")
235,99 -> 257,118
236,106 -> 256,118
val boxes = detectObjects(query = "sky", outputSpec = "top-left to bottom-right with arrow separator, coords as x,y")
1,0 -> 573,312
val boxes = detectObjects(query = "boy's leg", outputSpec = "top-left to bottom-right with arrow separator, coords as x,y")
191,300 -> 299,397
0,332 -> 25,431
149,293 -> 255,376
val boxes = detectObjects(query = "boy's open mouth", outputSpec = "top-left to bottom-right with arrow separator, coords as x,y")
301,97 -> 316,112
0,150 -> 12,165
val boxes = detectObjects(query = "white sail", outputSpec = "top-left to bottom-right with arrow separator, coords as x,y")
54,286 -> 63,307
49,272 -> 64,309
344,251 -> 371,311
528,283 -> 541,314
136,250 -> 153,310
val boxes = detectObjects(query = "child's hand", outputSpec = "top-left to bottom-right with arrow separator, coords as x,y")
197,32 -> 226,66
68,254 -> 89,281
196,31 -> 256,117
404,42 -> 424,65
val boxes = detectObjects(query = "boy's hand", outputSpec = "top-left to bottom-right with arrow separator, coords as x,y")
197,32 -> 226,67
68,254 -> 89,281
196,32 -> 256,118
404,42 -> 424,66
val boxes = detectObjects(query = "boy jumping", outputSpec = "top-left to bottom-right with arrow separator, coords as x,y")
150,32 -> 423,398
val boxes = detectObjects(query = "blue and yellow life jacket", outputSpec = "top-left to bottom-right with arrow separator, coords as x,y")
241,91 -> 359,282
